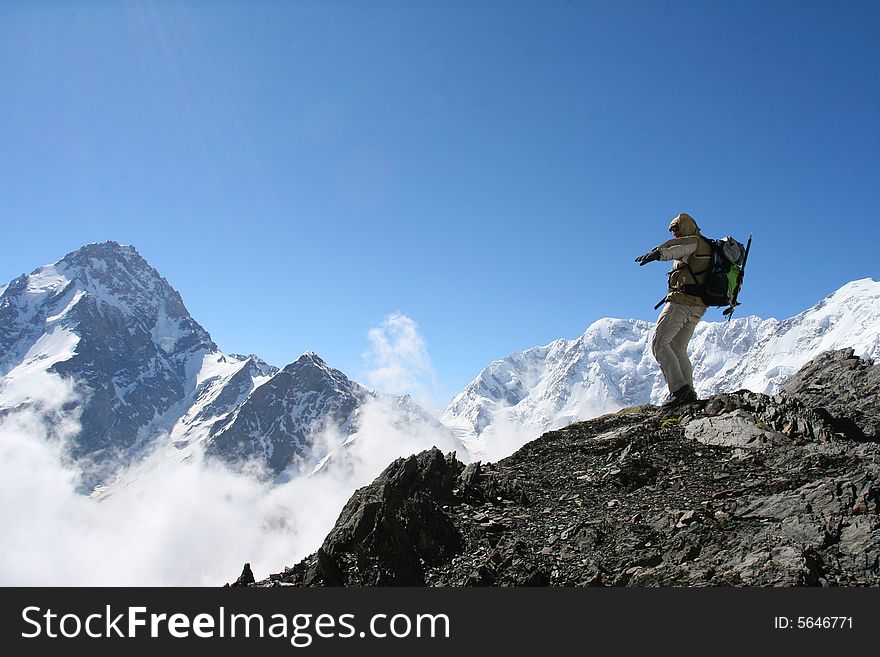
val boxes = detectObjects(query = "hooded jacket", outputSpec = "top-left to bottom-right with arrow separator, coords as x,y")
655,213 -> 713,307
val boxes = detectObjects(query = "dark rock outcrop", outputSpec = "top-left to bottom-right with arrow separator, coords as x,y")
782,348 -> 880,441
226,563 -> 255,587
256,448 -> 527,586
239,350 -> 880,587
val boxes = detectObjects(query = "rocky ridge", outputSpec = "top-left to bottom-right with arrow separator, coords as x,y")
244,349 -> 880,587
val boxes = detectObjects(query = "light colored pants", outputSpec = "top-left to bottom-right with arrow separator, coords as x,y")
651,302 -> 706,394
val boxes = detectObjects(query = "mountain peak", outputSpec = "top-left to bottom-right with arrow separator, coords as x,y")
827,277 -> 880,300
1,242 -> 221,488
228,353 -> 279,377
277,352 -> 352,393
287,351 -> 329,370
57,240 -> 157,283
64,240 -> 138,259
28,241 -> 216,353
49,241 -> 145,277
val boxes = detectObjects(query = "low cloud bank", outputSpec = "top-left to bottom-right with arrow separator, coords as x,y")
0,313 -> 478,586
0,394 -> 356,585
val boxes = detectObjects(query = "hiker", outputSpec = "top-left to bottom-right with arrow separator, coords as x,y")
635,212 -> 713,408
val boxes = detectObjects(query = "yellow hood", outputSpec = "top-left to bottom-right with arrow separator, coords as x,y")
668,213 -> 700,236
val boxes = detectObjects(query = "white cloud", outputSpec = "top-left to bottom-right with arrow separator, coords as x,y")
0,402 -> 356,586
307,394 -> 469,488
363,312 -> 440,412
470,409 -> 542,464
0,371 -> 352,586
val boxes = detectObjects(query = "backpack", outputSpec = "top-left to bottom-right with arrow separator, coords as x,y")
682,235 -> 747,308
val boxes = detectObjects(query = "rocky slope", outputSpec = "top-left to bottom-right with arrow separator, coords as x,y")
244,349 -> 880,587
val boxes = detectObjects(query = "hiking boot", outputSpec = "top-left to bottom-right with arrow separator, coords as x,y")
678,385 -> 698,404
662,385 -> 698,408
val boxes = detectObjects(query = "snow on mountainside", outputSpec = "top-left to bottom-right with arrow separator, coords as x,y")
443,278 -> 880,456
0,242 -> 221,485
207,352 -> 371,474
207,352 -> 465,477
0,242 -> 456,489
162,353 -> 277,454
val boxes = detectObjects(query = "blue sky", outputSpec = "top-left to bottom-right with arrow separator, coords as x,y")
2,0 -> 878,407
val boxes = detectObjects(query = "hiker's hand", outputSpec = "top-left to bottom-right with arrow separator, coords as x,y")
635,250 -> 660,266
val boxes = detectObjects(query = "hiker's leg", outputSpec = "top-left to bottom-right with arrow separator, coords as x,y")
651,303 -> 691,394
669,305 -> 705,389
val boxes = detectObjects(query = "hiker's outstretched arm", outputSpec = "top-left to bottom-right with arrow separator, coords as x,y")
657,237 -> 698,261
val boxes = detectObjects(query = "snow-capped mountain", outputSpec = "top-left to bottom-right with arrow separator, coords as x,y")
0,242 -> 454,488
204,350 -> 465,477
443,278 -> 880,455
0,242 -> 224,484
162,352 -> 278,455
207,352 -> 371,474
